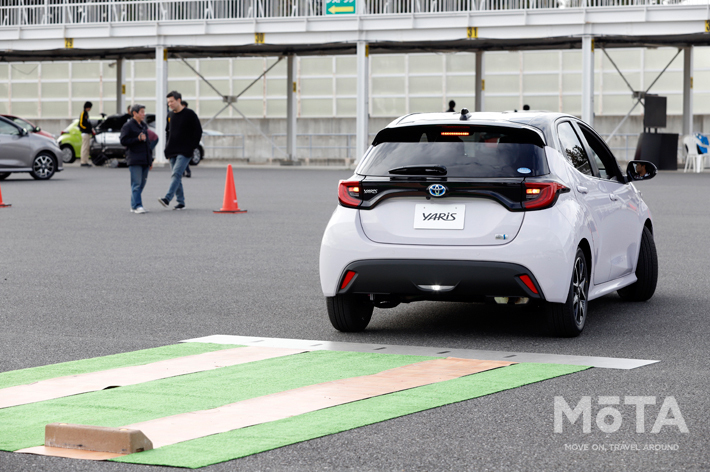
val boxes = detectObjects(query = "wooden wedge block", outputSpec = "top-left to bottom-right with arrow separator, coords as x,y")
45,423 -> 153,454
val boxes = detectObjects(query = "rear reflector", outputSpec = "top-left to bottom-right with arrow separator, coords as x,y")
340,271 -> 357,290
519,275 -> 539,294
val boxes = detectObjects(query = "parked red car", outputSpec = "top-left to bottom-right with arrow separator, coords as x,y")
1,115 -> 54,140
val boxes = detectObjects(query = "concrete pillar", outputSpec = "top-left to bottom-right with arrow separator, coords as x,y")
581,36 -> 594,126
682,47 -> 693,138
475,51 -> 484,112
286,54 -> 297,162
155,46 -> 168,164
356,41 -> 369,163
116,57 -> 126,115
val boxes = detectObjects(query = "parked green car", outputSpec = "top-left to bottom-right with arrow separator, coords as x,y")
57,118 -> 100,164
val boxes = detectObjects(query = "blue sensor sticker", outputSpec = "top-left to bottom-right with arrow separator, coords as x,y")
517,167 -> 532,174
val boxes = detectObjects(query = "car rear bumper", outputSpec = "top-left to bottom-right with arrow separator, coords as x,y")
338,259 -> 544,301
320,203 -> 583,303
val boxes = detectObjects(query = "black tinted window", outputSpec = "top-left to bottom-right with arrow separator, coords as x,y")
557,122 -> 592,176
579,125 -> 619,180
360,125 -> 549,178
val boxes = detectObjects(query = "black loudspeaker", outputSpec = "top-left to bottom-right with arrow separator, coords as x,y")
634,133 -> 678,170
644,95 -> 667,129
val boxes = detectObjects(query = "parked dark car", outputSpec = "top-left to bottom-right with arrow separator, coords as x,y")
91,113 -> 204,166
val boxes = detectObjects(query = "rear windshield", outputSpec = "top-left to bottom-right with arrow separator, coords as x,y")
360,125 -> 549,178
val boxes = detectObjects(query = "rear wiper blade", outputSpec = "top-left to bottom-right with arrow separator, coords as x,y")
388,165 -> 447,176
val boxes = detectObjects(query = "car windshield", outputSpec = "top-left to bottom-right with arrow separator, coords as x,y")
360,125 -> 549,178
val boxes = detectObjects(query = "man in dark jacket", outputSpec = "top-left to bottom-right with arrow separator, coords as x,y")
120,104 -> 152,214
79,101 -> 94,167
158,91 -> 202,211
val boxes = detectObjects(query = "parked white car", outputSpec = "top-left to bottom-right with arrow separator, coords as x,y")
319,111 -> 658,337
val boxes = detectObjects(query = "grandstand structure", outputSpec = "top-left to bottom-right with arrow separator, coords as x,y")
0,0 -> 708,162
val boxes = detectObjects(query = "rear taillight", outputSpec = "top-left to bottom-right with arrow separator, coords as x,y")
522,182 -> 569,210
338,180 -> 362,208
60,131 -> 67,135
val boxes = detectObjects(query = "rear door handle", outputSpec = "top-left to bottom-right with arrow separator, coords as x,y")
576,186 -> 588,194
609,194 -> 618,201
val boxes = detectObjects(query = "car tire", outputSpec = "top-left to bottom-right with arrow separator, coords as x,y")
29,153 -> 57,180
617,226 -> 658,302
546,248 -> 589,337
60,145 -> 76,164
191,147 -> 203,166
0,172 -> 10,181
326,294 -> 373,332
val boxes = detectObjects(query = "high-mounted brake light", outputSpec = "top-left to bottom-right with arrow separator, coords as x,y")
441,131 -> 469,136
522,182 -> 569,210
338,180 -> 362,208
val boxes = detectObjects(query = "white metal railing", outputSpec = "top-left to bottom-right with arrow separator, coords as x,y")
201,133 -> 246,160
0,0 -> 688,27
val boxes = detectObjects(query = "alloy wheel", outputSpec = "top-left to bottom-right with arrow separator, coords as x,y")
571,255 -> 588,328
61,147 -> 73,163
33,155 -> 54,179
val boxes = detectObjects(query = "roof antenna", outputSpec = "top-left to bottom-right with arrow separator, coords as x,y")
460,108 -> 471,121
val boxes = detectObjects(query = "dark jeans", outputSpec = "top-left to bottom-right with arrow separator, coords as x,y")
129,165 -> 150,210
165,155 -> 191,205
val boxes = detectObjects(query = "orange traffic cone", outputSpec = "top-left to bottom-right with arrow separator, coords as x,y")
214,164 -> 246,214
0,183 -> 10,208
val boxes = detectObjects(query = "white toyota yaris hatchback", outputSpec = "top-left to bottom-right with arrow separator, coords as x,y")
320,110 -> 658,337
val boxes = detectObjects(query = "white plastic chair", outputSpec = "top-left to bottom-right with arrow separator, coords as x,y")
683,135 -> 704,173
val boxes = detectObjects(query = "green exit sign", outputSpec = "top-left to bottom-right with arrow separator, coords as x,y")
326,0 -> 356,14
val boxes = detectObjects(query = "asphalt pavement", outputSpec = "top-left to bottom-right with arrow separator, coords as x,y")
0,163 -> 708,471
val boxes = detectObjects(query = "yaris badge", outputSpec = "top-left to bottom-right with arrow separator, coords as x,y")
428,184 -> 447,197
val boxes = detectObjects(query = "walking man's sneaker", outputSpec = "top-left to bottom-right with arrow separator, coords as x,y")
158,197 -> 170,208
174,203 -> 185,210
133,207 -> 147,214
80,163 -> 92,167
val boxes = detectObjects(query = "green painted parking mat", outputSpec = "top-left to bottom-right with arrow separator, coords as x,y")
0,343 -> 590,468
112,362 -> 588,469
0,349 -> 439,452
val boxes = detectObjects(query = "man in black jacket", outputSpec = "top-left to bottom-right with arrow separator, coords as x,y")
79,101 -> 94,167
158,91 -> 202,211
120,104 -> 152,214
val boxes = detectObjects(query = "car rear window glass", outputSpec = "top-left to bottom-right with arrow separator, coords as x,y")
361,125 -> 549,178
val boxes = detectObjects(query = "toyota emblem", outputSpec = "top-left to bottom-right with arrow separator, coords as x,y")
427,184 -> 447,197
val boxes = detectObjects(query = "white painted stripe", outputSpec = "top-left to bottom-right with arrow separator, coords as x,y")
180,335 -> 659,370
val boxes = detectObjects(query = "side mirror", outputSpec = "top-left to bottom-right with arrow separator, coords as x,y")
626,160 -> 657,182
34,126 -> 41,132
19,128 -> 28,137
